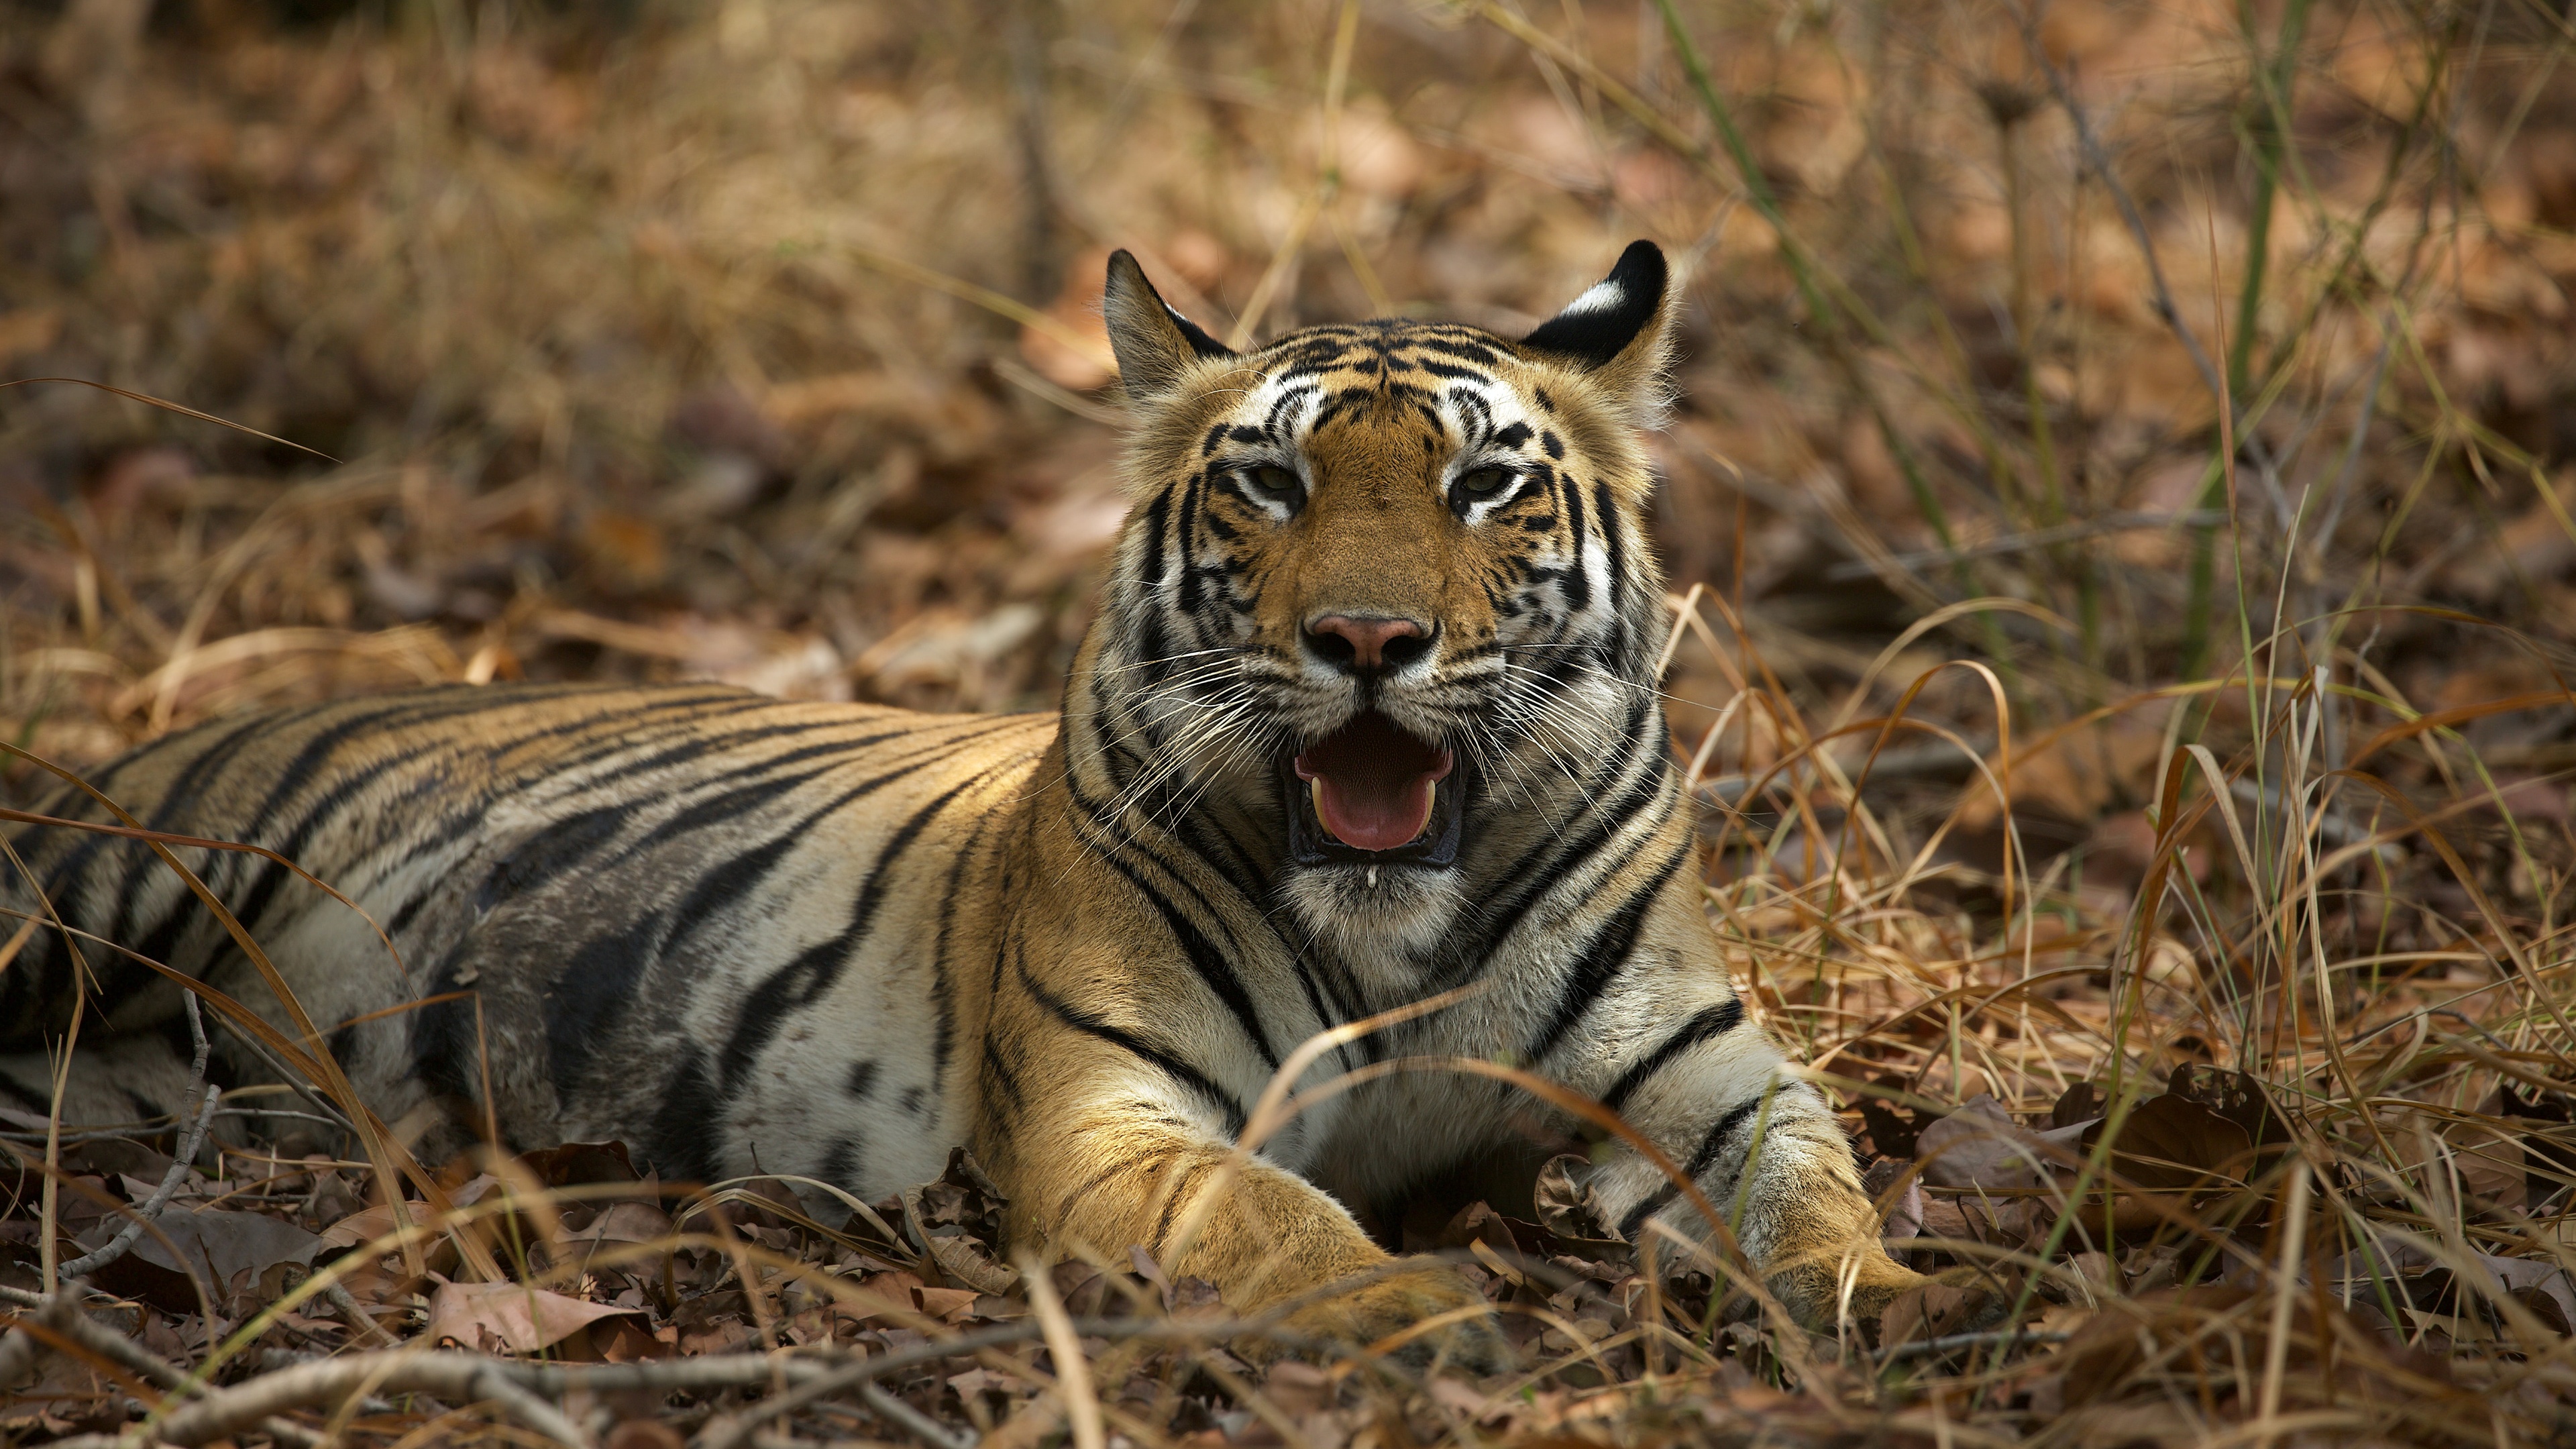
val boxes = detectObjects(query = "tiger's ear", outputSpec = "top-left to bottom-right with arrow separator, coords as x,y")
1103,250 -> 1235,402
1519,241 -> 1675,421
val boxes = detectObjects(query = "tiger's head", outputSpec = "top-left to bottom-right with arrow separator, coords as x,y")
1082,243 -> 1680,963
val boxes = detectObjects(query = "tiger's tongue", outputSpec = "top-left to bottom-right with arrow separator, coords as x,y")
1293,717 -> 1453,853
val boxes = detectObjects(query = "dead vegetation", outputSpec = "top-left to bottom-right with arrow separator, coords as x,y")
3,0 -> 2574,1444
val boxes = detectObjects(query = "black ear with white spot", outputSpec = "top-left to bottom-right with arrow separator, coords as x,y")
1103,250 -> 1235,402
1519,241 -> 1676,425
1521,241 -> 1668,370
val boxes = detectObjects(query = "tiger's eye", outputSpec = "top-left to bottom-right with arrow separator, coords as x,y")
1247,464 -> 1299,494
1460,466 -> 1511,494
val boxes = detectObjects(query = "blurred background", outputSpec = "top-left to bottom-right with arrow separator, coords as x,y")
1,0 -> 2569,907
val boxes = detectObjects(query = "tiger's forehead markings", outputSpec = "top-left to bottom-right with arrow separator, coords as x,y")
1201,323 -> 1544,458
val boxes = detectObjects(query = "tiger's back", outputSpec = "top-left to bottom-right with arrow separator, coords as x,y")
1,682 -> 1053,1193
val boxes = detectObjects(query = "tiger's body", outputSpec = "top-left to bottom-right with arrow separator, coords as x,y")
4,243 -> 1955,1360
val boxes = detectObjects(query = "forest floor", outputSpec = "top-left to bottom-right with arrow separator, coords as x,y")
3,0 -> 2573,1444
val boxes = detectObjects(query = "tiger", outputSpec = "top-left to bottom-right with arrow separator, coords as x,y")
2,241 -> 1974,1365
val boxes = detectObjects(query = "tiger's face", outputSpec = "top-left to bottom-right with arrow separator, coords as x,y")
1089,244 -> 1677,961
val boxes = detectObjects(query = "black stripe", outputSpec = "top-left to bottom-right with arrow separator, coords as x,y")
820,1136 -> 865,1192
713,769 -> 994,1089
383,694 -> 801,905
1138,484 -> 1174,588
126,688 -> 745,998
1067,811 -> 1282,1073
928,812 -> 996,1086
1598,1000 -> 1744,1114
1521,841 -> 1686,1066
537,747 -> 989,1098
1175,471 -> 1203,612
101,694 -> 533,1001
644,1046 -> 726,1184
623,730 -> 917,849
59,712 -> 278,996
1431,729 -> 1666,990
1054,1152 -> 1153,1235
1014,959 -> 1247,1138
980,1036 -> 1025,1119
1615,1092 -> 1768,1240
1592,479 -> 1625,618
478,804 -> 635,912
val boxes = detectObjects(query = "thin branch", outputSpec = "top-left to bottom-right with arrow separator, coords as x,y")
59,996 -> 218,1280
2011,3 -> 2286,497
0,1284 -> 321,1448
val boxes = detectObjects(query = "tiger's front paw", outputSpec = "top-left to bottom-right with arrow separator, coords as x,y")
1260,1258 -> 1514,1374
1854,1264 -> 2010,1344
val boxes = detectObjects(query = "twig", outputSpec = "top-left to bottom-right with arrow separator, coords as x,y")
690,1316 -> 1330,1449
57,1318 -> 1309,1449
0,1283 -> 322,1448
861,1383 -> 979,1449
2011,4 -> 2286,497
144,1351 -> 591,1448
1020,1251 -> 1102,1449
0,1289 -> 80,1389
1876,1327 -> 2070,1363
322,1279 -> 399,1348
206,1008 -> 358,1141
60,994 -> 219,1280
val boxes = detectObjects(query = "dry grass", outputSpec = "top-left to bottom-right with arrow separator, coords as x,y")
3,0 -> 2574,1444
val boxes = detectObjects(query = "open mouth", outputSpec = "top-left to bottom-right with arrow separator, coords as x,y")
1281,712 -> 1467,867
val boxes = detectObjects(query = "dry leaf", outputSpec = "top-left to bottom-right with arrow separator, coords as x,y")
78,1205 -> 319,1288
426,1278 -> 645,1355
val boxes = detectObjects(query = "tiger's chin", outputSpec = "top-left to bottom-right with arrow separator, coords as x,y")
1275,710 -> 1473,967
1280,859 -> 1465,968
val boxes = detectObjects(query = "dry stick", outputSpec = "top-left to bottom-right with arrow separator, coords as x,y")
0,378 -> 338,463
691,1318 -> 1326,1449
856,1381 -> 975,1449
59,994 -> 218,1280
2253,1156 -> 2314,1448
140,1352 -> 592,1448
0,1289 -> 80,1390
1018,1252 -> 1105,1449
322,1279 -> 398,1348
0,1285 -> 322,1449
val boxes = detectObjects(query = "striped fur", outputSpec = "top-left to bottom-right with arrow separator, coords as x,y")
3,244 -> 1955,1361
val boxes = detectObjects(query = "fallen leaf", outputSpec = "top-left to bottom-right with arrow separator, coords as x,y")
426,1278 -> 645,1355
559,1201 -> 677,1246
1915,1093 -> 2082,1191
78,1205 -> 319,1287
2165,1065 -> 2298,1155
2084,1093 -> 2253,1193
1876,1279 -> 1992,1348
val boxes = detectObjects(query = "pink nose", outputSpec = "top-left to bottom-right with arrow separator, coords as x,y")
1305,614 -> 1426,673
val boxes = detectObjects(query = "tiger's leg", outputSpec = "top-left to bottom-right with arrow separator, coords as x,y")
976,1014 -> 1511,1368
1547,879 -> 1976,1335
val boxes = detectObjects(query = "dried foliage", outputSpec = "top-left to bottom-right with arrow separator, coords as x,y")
4,0 -> 2575,1444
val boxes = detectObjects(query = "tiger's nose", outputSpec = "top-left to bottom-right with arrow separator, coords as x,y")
1303,613 -> 1431,674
